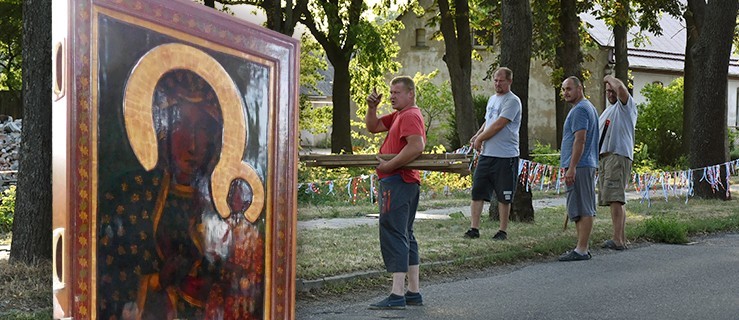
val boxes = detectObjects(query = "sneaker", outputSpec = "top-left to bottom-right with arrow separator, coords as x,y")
558,250 -> 592,261
602,239 -> 627,251
369,294 -> 406,310
464,228 -> 480,239
492,230 -> 507,241
404,291 -> 423,306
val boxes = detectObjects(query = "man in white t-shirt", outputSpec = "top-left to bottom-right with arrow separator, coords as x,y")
598,75 -> 638,251
464,67 -> 521,240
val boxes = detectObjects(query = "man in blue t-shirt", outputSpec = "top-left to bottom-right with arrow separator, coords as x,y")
558,76 -> 599,262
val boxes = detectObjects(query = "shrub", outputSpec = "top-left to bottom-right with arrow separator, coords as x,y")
728,128 -> 738,159
644,216 -> 688,244
530,141 -> 559,166
636,78 -> 684,167
631,142 -> 657,173
446,94 -> 488,151
0,186 -> 16,233
415,71 -> 455,148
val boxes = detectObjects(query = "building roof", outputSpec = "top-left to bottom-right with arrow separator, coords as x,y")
581,10 -> 739,76
300,63 -> 334,97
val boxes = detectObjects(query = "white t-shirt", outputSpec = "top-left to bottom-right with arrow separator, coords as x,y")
481,91 -> 521,157
599,95 -> 638,160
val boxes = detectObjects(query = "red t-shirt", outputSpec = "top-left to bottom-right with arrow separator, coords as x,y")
378,106 -> 426,184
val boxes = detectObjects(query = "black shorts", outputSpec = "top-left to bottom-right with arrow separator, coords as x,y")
471,156 -> 519,204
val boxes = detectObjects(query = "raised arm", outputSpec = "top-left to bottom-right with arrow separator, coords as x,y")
603,75 -> 630,105
365,88 -> 388,133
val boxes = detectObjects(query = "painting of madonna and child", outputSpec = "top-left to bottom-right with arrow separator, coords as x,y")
94,14 -> 280,320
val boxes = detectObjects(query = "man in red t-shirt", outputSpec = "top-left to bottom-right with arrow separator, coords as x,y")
365,76 -> 426,310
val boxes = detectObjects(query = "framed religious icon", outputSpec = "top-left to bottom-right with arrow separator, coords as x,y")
51,0 -> 300,319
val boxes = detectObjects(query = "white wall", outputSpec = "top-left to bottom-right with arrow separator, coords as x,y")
630,71 -> 680,106
728,79 -> 739,129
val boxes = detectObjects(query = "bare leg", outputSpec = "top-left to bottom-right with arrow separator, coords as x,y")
498,202 -> 511,232
575,216 -> 593,253
470,200 -> 484,229
392,272 -> 406,296
406,265 -> 419,293
610,202 -> 626,245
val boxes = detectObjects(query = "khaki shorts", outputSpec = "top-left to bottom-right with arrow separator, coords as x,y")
598,153 -> 632,206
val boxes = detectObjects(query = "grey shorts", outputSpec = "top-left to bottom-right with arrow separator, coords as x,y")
377,175 -> 420,273
598,153 -> 632,206
471,156 -> 519,204
566,167 -> 597,222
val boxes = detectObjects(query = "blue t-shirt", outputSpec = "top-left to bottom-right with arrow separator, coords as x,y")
560,99 -> 599,168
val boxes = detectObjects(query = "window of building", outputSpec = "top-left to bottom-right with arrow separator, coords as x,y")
414,28 -> 426,48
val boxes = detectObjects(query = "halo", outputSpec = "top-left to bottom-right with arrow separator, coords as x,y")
123,43 -> 264,222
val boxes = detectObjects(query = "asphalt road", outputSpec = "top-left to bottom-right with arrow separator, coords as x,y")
296,233 -> 739,320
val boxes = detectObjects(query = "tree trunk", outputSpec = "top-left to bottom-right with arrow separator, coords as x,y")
682,2 -> 704,156
438,0 -> 478,145
10,0 -> 53,264
613,0 -> 630,89
686,0 -> 737,200
554,0 -> 583,148
554,88 -> 571,149
329,59 -> 354,154
498,0 -> 534,222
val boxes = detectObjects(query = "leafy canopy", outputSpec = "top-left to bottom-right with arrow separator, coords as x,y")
0,0 -> 22,92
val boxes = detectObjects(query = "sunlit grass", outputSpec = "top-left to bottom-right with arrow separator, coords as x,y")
297,197 -> 739,280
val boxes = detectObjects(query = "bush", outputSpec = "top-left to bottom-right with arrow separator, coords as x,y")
631,142 -> 657,173
446,94 -> 488,151
644,216 -> 688,244
636,78 -> 684,167
0,186 -> 16,233
415,71 -> 455,148
530,141 -> 559,166
728,128 -> 738,159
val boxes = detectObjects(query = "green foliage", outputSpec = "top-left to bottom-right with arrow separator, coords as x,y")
644,216 -> 688,244
414,71 -> 454,148
530,141 -> 560,166
0,0 -> 23,92
728,127 -> 738,157
446,94 -> 487,151
298,35 -> 332,137
349,17 -> 403,102
631,142 -> 657,173
0,186 -> 15,233
591,0 -> 682,48
635,78 -> 684,167
531,0 -> 596,86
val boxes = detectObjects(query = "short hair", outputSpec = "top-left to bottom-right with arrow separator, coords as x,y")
390,76 -> 415,92
494,67 -> 513,81
564,76 -> 582,88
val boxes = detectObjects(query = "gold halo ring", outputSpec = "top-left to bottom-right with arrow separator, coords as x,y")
123,43 -> 264,222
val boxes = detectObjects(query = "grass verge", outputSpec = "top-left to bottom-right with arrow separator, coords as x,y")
296,196 -> 739,290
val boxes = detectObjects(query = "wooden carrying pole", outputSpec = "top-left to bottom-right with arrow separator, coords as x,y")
299,154 -> 473,175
